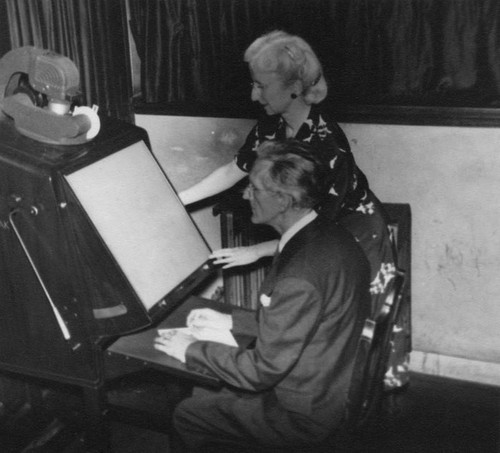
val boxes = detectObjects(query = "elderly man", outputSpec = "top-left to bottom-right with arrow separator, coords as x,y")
155,140 -> 370,451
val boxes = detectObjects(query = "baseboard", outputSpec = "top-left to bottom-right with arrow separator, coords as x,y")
410,351 -> 500,387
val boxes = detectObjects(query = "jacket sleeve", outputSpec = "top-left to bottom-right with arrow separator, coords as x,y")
185,277 -> 324,391
231,306 -> 258,337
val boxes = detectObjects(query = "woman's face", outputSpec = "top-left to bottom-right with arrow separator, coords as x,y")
250,69 -> 295,116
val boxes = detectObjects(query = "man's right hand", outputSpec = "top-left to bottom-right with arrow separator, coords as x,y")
186,308 -> 233,331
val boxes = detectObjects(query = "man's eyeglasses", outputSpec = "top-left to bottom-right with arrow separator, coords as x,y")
244,182 -> 277,197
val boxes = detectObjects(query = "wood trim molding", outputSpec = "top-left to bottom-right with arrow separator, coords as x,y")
134,102 -> 500,128
334,105 -> 500,128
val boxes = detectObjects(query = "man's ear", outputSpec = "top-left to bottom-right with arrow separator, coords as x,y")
276,192 -> 293,212
292,80 -> 304,97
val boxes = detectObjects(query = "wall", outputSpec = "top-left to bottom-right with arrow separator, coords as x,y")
136,114 -> 500,386
341,123 -> 500,385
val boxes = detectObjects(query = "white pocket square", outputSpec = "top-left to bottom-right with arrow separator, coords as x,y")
260,294 -> 271,307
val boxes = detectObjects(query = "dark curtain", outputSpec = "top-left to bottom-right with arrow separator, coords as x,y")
129,0 -> 334,110
130,0 -> 500,109
330,0 -> 500,106
0,3 -> 11,57
5,0 -> 133,121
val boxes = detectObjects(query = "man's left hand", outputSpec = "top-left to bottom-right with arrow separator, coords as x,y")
154,329 -> 197,363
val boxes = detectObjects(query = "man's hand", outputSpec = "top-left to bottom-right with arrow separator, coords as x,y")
187,308 -> 233,331
154,329 -> 197,363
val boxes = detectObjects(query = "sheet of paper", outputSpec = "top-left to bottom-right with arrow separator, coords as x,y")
158,326 -> 238,347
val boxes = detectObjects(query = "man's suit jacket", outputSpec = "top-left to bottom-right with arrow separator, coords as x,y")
186,215 -> 370,434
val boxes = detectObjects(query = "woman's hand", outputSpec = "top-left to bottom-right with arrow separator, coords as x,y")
210,240 -> 278,268
186,308 -> 233,331
210,246 -> 260,268
177,190 -> 190,205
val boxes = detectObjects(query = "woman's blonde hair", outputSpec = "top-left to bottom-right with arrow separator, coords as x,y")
244,30 -> 327,104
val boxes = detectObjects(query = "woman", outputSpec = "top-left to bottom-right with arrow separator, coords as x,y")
179,30 -> 407,389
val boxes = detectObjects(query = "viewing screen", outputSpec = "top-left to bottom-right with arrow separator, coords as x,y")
65,140 -> 211,311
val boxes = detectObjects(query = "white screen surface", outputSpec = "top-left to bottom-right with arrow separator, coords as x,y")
65,141 -> 211,311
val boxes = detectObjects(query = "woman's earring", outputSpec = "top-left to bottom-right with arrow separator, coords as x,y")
291,93 -> 298,99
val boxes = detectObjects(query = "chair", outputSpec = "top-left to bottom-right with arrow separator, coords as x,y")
342,269 -> 406,434
213,270 -> 407,453
265,270 -> 407,453
169,270 -> 407,453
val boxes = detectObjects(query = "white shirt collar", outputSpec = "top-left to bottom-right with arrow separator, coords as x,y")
278,210 -> 318,252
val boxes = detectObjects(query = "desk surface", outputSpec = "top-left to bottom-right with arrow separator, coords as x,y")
105,296 -> 232,387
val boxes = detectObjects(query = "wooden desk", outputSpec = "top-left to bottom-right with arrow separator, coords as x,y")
100,295 -> 256,444
105,295 -> 232,387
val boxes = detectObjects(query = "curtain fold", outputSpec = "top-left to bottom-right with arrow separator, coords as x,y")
130,0 -> 500,108
5,0 -> 133,121
483,0 -> 500,103
384,0 -> 436,97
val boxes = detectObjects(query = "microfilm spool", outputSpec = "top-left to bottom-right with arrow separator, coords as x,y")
72,105 -> 101,139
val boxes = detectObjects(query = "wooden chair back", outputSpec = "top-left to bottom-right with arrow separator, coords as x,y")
343,269 -> 406,432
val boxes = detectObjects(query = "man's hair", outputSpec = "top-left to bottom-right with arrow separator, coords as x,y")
255,140 -> 330,209
244,30 -> 327,105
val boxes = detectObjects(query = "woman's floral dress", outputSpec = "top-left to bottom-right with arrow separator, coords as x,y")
235,103 -> 409,389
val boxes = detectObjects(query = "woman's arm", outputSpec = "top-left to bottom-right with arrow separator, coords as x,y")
210,240 -> 279,268
178,160 -> 247,205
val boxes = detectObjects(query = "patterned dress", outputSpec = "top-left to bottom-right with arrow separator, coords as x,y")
235,104 -> 409,389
